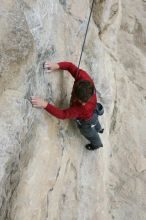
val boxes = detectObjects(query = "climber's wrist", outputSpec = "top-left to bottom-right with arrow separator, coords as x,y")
42,101 -> 48,108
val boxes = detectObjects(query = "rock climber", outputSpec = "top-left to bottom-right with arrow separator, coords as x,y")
30,61 -> 104,150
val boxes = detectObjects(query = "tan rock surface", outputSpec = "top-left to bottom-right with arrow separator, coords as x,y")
0,0 -> 146,220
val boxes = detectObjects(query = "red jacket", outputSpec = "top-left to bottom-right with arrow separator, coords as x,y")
44,62 -> 97,120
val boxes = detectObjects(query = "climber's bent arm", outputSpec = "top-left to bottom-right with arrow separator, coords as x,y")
44,61 -> 78,78
58,62 -> 78,78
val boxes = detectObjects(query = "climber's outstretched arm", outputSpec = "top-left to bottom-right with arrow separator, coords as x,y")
30,96 -> 82,119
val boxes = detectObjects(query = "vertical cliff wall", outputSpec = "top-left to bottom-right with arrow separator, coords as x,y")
0,0 -> 146,220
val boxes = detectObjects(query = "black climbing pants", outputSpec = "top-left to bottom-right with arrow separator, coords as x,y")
76,112 -> 103,148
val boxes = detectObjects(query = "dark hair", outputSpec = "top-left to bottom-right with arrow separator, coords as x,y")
74,80 -> 94,103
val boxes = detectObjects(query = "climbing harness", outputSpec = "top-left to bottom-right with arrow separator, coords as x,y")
76,0 -> 95,77
76,102 -> 104,128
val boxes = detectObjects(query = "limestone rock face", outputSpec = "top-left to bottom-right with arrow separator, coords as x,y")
0,0 -> 146,220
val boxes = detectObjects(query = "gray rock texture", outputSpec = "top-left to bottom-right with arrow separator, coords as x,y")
0,0 -> 146,220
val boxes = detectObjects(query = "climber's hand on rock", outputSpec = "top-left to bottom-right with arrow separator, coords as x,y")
43,62 -> 51,70
43,62 -> 59,71
30,96 -> 48,108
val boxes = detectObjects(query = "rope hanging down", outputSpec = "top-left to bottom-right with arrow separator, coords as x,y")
77,0 -> 95,76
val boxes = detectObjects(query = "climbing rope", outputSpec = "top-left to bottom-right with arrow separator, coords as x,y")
77,0 -> 95,76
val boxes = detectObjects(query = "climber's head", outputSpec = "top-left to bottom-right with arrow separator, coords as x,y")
74,80 -> 94,104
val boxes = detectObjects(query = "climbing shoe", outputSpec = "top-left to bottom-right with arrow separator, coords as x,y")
85,144 -> 103,151
99,128 -> 104,133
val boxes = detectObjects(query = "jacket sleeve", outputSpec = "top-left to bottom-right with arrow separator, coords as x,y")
58,62 -> 79,79
44,103 -> 82,119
